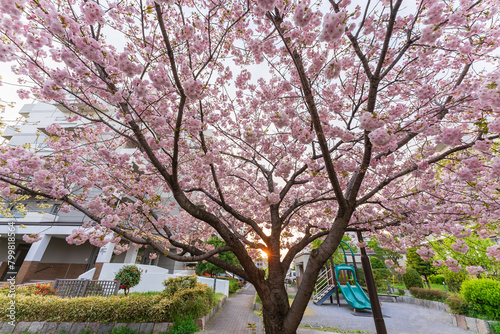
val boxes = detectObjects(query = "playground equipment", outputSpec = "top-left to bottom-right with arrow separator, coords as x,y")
313,241 -> 372,310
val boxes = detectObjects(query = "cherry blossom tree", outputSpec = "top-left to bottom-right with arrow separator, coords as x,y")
1,0 -> 500,333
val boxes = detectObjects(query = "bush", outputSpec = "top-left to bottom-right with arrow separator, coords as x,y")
169,284 -> 215,321
443,269 -> 467,293
169,317 -> 199,334
229,278 -> 240,294
373,268 -> 391,288
429,274 -> 445,285
356,268 -> 366,286
0,282 -> 215,323
461,279 -> 500,320
402,268 -> 423,289
369,257 -> 386,269
409,287 -> 449,302
115,265 -> 141,296
446,294 -> 470,315
397,288 -> 405,296
34,283 -> 58,296
163,275 -> 198,295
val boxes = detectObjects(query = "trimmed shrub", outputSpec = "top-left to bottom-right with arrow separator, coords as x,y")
369,257 -> 386,269
373,268 -> 391,288
229,278 -> 240,294
409,287 -> 449,302
0,294 -> 165,323
446,294 -> 469,315
397,288 -> 405,296
162,275 -> 198,295
169,284 -> 215,320
115,265 -> 141,296
429,274 -> 445,285
402,268 -> 423,289
461,279 -> 500,320
0,282 -> 215,323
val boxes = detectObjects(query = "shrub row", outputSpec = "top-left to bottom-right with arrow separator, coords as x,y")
403,268 -> 423,289
409,287 -> 449,302
0,283 -> 215,323
444,279 -> 500,322
461,279 -> 500,321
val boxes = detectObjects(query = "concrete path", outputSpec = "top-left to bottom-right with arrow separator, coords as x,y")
202,283 -> 264,334
202,284 -> 331,334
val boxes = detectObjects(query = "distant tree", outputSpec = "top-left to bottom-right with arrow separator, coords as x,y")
368,239 -> 403,265
430,235 -> 499,279
312,235 -> 358,266
196,237 -> 241,277
407,248 -> 437,289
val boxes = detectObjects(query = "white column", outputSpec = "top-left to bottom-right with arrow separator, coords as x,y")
95,242 -> 115,263
24,234 -> 51,262
124,246 -> 139,263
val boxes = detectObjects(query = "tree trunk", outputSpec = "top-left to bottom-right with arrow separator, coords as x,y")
424,275 -> 431,289
256,274 -> 291,334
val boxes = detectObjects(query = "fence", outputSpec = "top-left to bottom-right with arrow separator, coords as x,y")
52,278 -> 120,297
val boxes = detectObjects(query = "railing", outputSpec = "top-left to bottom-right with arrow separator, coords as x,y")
52,278 -> 120,298
313,265 -> 335,303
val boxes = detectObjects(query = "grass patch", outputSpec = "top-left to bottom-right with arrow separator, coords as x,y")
490,321 -> 500,334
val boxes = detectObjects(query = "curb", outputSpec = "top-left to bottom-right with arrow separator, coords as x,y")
397,296 -> 493,334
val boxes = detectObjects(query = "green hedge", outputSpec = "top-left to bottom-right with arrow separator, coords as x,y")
461,279 -> 500,321
429,274 -> 445,285
0,284 -> 215,323
403,268 -> 423,289
446,294 -> 469,315
409,287 -> 449,302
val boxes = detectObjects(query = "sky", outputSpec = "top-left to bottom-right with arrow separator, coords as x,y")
0,60 -> 33,123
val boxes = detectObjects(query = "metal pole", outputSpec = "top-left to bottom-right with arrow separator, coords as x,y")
356,231 -> 387,334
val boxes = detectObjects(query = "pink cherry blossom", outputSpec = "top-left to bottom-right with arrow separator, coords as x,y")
22,234 -> 42,243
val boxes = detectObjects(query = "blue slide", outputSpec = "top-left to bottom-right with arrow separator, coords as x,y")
335,264 -> 372,310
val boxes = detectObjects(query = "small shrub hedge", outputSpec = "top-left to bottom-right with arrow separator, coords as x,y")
162,275 -> 197,295
228,278 -> 240,294
443,269 -> 467,293
446,294 -> 470,315
490,321 -> 500,334
461,279 -> 500,321
402,268 -> 423,289
428,274 -> 445,285
373,268 -> 391,288
0,281 -> 215,323
409,287 -> 449,302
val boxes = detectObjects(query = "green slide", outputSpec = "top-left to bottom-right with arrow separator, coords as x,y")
335,264 -> 372,310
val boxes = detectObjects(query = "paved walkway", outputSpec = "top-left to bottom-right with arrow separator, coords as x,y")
202,284 -> 329,334
203,284 -> 472,334
202,283 -> 264,334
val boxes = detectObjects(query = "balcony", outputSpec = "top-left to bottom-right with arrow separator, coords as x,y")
0,211 -> 59,224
